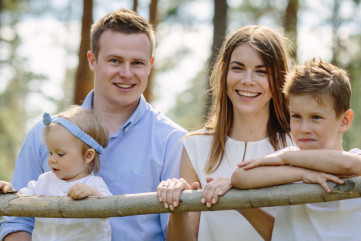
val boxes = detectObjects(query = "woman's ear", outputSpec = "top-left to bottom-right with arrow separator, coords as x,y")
83,148 -> 96,164
340,109 -> 354,132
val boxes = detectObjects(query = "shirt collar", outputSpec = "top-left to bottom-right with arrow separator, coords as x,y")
122,95 -> 148,134
81,90 -> 94,110
81,90 -> 149,135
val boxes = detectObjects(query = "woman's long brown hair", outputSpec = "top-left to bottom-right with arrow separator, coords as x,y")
202,25 -> 292,174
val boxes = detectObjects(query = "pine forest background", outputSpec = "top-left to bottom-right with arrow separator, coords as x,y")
1,0 -> 361,181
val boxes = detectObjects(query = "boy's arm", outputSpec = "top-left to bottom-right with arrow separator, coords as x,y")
231,165 -> 344,192
279,150 -> 361,175
232,166 -> 304,189
239,150 -> 361,175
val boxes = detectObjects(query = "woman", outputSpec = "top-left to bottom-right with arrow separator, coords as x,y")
157,25 -> 293,241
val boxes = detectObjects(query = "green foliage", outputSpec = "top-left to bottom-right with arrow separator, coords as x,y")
1,0 -> 29,12
167,70 -> 208,131
343,35 -> 361,149
0,0 -> 49,180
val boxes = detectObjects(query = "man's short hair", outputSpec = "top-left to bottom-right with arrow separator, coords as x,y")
90,8 -> 155,59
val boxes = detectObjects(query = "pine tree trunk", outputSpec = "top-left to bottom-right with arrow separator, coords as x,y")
284,0 -> 298,60
204,0 -> 228,120
143,0 -> 159,102
73,0 -> 93,105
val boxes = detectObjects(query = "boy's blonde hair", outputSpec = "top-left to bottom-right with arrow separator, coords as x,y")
283,59 -> 351,117
45,106 -> 108,174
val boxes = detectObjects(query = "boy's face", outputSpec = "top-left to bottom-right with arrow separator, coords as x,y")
289,94 -> 351,150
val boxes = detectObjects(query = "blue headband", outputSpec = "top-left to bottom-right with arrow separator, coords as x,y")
43,112 -> 104,154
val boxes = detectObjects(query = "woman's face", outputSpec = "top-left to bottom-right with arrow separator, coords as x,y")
226,43 -> 272,119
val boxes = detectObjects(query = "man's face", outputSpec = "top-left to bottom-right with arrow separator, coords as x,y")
290,94 -> 345,150
88,30 -> 153,111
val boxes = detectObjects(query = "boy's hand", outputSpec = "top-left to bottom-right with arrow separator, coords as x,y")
238,152 -> 284,170
67,183 -> 102,200
201,177 -> 232,208
0,181 -> 14,193
301,169 -> 344,193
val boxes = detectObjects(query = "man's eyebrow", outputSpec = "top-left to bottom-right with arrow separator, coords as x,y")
104,54 -> 121,59
104,55 -> 147,62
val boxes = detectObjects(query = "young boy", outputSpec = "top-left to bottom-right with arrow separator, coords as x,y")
231,59 -> 361,240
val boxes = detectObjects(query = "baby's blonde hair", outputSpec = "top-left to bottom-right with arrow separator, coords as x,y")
44,106 -> 108,174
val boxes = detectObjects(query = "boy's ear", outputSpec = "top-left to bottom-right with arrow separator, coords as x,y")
340,109 -> 354,132
83,148 -> 96,164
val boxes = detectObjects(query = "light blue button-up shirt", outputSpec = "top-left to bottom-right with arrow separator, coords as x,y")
0,90 -> 187,241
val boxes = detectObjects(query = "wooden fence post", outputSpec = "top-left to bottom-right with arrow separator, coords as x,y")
0,177 -> 360,218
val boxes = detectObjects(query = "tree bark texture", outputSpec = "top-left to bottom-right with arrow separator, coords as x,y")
283,0 -> 298,60
204,0 -> 228,120
142,0 -> 159,102
73,0 -> 93,105
133,0 -> 138,12
1,177 -> 360,218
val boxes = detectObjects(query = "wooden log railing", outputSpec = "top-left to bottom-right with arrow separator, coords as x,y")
0,177 -> 360,218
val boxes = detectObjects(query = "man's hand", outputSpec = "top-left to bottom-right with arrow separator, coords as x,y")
0,181 -> 14,193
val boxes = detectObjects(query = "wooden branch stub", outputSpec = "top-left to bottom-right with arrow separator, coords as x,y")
0,177 -> 360,218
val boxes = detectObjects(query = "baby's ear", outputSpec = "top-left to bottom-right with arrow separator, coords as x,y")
84,148 -> 96,164
340,109 -> 354,132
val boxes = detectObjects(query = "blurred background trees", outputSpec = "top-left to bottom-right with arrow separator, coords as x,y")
1,0 -> 361,180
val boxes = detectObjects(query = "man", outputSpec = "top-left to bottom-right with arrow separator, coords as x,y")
0,8 -> 187,241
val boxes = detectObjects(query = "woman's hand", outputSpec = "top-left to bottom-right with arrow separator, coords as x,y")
157,178 -> 200,210
201,177 -> 232,208
67,183 -> 102,199
238,152 -> 284,170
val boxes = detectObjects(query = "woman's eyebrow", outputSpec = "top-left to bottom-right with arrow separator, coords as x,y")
230,61 -> 265,69
230,61 -> 245,66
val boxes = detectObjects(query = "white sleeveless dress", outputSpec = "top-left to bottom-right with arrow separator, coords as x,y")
184,133 -> 292,241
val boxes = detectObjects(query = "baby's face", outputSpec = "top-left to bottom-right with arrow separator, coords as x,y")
45,124 -> 89,182
289,94 -> 344,150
